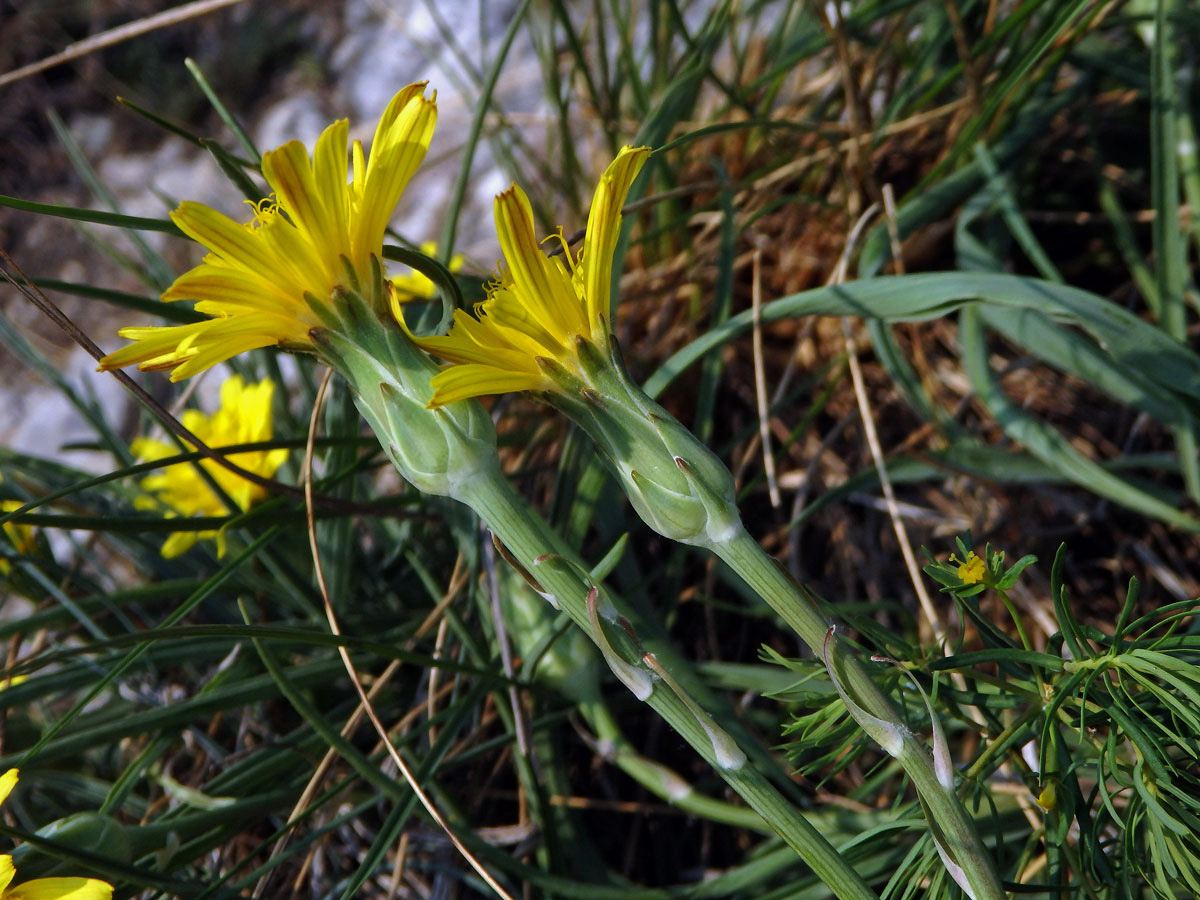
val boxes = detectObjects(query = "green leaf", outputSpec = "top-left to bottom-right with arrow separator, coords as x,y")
959,305 -> 1200,532
996,555 -> 1037,591
926,649 -> 1064,673
644,272 -> 1200,404
0,194 -> 180,234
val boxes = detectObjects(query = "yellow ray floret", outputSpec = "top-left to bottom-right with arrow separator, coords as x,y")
133,376 -> 288,558
409,145 -> 650,406
100,84 -> 437,381
0,771 -> 113,900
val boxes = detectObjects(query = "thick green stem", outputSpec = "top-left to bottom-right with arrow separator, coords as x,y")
553,336 -> 1004,899
465,474 -> 880,900
715,527 -> 1007,900
319,302 -> 878,900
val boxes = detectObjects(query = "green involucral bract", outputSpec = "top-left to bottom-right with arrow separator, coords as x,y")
311,287 -> 500,500
538,334 -> 741,548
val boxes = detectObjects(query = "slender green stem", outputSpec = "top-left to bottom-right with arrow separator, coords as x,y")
998,587 -> 1045,688
464,474 -> 880,900
964,704 -> 1043,783
577,699 -> 770,831
714,526 -> 1007,900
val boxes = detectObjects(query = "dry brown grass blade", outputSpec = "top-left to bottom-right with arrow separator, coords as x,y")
426,616 -> 450,747
827,203 -> 949,646
300,368 -> 517,900
945,0 -> 983,114
387,831 -> 411,900
819,0 -> 879,215
0,0 -> 251,88
255,547 -> 471,896
751,246 -> 782,509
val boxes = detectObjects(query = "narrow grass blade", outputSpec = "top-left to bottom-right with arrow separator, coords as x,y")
1149,0 -> 1199,501
437,0 -> 532,263
200,138 -> 266,204
13,527 -> 282,765
959,305 -> 1200,532
24,277 -> 204,323
184,57 -> 260,163
0,194 -> 179,234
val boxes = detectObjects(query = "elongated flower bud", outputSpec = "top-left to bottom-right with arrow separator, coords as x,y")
311,284 -> 499,500
541,334 -> 741,548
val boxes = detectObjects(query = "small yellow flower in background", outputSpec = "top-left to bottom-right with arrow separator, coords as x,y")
955,551 -> 987,585
0,770 -> 112,900
410,145 -> 650,406
391,241 -> 464,302
0,500 -> 36,577
99,83 -> 437,381
0,672 -> 26,692
133,376 -> 288,558
1036,778 -> 1057,812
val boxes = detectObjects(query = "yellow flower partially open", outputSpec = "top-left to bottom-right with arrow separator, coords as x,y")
410,145 -> 650,406
100,84 -> 437,381
133,376 -> 288,558
0,770 -> 112,900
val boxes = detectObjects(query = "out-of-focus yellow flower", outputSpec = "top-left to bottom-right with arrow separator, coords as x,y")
410,145 -> 650,406
391,241 -> 464,302
0,770 -> 113,900
0,501 -> 36,577
955,551 -> 987,585
134,376 -> 288,558
1036,778 -> 1057,812
99,84 -> 437,381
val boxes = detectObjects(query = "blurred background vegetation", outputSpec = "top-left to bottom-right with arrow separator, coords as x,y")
1,0 -> 1198,897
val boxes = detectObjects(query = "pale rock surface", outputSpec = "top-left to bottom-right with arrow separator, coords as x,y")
4,0 -> 549,481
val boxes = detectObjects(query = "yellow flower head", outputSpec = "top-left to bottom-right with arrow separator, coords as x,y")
0,501 -> 36,578
391,241 -> 464,303
0,770 -> 113,900
955,551 -> 987,585
411,145 -> 650,406
100,84 -> 437,381
133,376 -> 288,558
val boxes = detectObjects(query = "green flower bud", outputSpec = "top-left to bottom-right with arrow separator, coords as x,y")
311,291 -> 500,500
543,336 -> 741,548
